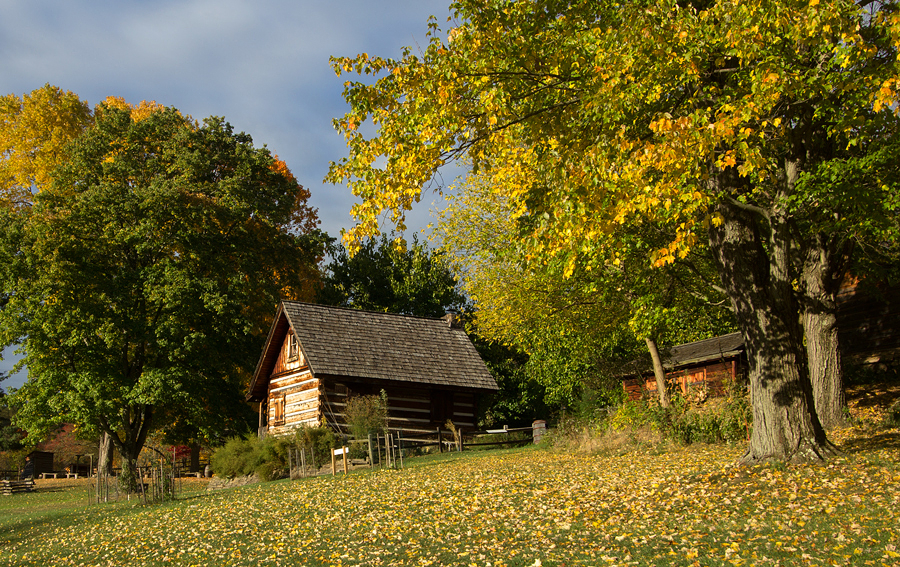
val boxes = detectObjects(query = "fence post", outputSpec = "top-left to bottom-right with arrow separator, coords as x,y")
437,427 -> 443,453
343,446 -> 349,474
532,420 -> 547,444
368,434 -> 374,467
376,434 -> 381,468
388,433 -> 395,468
457,428 -> 463,452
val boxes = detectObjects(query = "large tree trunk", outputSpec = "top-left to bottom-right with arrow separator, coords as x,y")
709,200 -> 834,464
117,447 -> 141,494
98,432 -> 114,475
645,337 -> 670,408
801,236 -> 847,429
101,404 -> 153,493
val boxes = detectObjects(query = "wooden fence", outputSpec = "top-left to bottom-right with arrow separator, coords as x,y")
0,479 -> 34,496
283,421 -> 548,477
366,420 -> 548,469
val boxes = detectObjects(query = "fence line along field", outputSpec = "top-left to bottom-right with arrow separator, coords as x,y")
1,421 -> 899,567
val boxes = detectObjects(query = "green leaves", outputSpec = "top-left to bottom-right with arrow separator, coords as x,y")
2,101 -> 323,476
317,233 -> 465,318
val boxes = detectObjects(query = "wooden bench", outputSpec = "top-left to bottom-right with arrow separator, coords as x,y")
40,472 -> 59,479
1,479 -> 35,496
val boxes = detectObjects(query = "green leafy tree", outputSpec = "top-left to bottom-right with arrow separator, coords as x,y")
0,103 -> 324,490
0,391 -> 24,452
328,0 -> 900,463
317,233 -> 465,317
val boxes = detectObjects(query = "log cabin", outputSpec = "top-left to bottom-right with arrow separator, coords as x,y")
621,333 -> 747,402
247,301 -> 499,437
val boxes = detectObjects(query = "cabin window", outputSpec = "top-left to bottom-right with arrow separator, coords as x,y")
286,333 -> 299,361
272,395 -> 286,426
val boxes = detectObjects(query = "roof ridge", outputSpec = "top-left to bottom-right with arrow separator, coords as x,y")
670,331 -> 743,350
281,300 -> 452,323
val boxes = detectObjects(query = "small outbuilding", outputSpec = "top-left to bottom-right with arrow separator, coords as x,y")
621,332 -> 747,402
247,301 -> 499,437
623,277 -> 900,401
25,451 -> 55,477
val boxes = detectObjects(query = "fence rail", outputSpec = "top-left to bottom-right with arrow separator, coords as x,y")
281,420 -> 549,478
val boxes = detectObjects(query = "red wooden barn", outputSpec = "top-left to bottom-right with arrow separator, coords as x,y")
247,301 -> 499,437
622,333 -> 746,402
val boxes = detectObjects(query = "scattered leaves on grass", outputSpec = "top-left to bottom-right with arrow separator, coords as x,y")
1,427 -> 898,566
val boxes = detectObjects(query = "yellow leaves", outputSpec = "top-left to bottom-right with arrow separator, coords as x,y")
563,256 -> 576,279
874,78 -> 899,114
101,96 -> 167,122
0,85 -> 91,208
721,152 -> 737,168
9,428 -> 900,567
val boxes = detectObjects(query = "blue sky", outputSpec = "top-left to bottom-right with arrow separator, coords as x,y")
0,0 -> 456,390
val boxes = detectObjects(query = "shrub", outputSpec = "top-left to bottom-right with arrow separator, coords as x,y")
283,425 -> 338,466
596,381 -> 750,447
344,392 -> 388,439
0,449 -> 27,476
210,435 -> 287,480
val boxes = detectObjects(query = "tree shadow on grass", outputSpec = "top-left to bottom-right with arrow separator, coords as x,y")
836,431 -> 900,454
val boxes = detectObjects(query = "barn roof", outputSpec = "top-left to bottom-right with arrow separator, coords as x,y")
667,332 -> 745,367
247,302 -> 498,401
619,331 -> 745,379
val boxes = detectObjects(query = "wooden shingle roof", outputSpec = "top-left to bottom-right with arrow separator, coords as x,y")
247,302 -> 498,401
619,331 -> 745,379
666,332 -> 745,368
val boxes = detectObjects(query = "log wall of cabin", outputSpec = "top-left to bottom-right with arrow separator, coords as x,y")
265,333 -> 323,436
624,359 -> 743,402
321,380 -> 478,435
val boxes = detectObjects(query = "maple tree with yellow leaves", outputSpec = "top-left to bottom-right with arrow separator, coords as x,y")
0,85 -> 91,210
328,0 -> 900,463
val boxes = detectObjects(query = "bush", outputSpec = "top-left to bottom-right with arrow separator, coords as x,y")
594,382 -> 750,447
344,392 -> 388,439
0,449 -> 27,476
210,435 -> 287,481
284,425 -> 338,466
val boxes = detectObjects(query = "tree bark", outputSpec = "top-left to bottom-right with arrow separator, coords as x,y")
708,200 -> 834,464
101,403 -> 153,493
98,432 -> 114,475
645,337 -> 670,408
801,236 -> 847,429
117,448 -> 140,494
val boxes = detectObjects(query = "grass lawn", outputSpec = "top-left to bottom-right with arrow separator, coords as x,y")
1,398 -> 898,566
